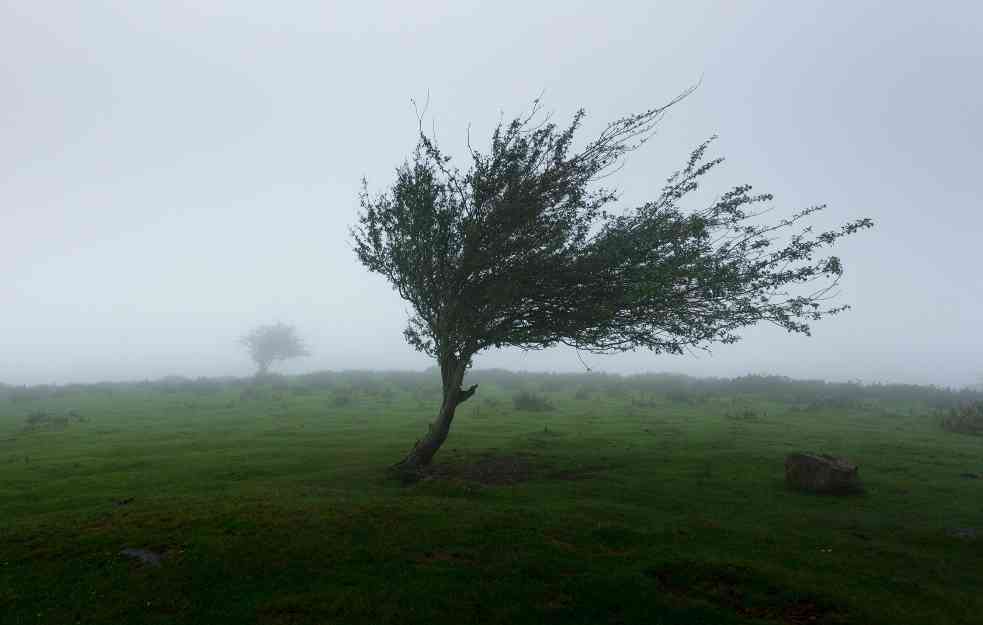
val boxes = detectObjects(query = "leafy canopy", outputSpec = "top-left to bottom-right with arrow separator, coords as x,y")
353,98 -> 872,366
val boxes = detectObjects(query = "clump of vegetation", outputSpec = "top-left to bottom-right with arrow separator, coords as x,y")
482,396 -> 502,409
632,394 -> 659,408
9,386 -> 49,403
574,386 -> 592,401
296,371 -> 337,391
268,375 -> 290,392
512,391 -> 554,412
664,389 -> 697,404
940,401 -> 983,435
239,387 -> 264,402
24,410 -> 70,431
725,402 -> 760,420
332,388 -> 354,407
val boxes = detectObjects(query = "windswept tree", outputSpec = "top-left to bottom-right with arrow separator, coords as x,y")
240,322 -> 309,376
353,95 -> 873,473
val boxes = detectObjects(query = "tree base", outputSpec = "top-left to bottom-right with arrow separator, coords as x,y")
387,454 -> 431,484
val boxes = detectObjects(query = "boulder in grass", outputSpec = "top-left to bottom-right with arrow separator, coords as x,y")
785,453 -> 862,494
120,547 -> 162,567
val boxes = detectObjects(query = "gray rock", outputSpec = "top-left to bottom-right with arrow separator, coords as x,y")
785,453 -> 862,494
946,527 -> 978,540
119,548 -> 162,567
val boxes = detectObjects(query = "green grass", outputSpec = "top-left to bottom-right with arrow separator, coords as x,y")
1,379 -> 981,624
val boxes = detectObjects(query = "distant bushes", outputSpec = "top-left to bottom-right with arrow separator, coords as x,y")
24,409 -> 84,431
631,394 -> 659,408
725,406 -> 759,421
2,370 -> 981,417
664,389 -> 698,404
295,371 -> 337,391
153,376 -> 225,396
25,410 -> 68,430
239,387 -> 264,401
940,401 -> 983,435
482,396 -> 503,409
332,388 -> 354,407
9,387 -> 49,403
512,391 -> 553,412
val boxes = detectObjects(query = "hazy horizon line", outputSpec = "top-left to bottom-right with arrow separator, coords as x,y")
3,367 -> 980,392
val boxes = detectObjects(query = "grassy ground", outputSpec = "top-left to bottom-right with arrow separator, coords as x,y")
1,377 -> 981,624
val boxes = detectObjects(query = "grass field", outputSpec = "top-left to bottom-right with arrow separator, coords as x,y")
1,372 -> 981,624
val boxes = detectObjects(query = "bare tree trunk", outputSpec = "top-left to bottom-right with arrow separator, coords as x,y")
391,356 -> 477,477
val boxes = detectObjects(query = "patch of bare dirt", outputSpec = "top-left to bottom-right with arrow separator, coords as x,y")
418,451 -> 613,486
414,549 -> 476,565
423,452 -> 537,485
644,561 -> 844,624
546,464 -> 610,481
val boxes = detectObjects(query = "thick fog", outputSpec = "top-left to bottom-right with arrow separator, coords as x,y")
2,1 -> 981,387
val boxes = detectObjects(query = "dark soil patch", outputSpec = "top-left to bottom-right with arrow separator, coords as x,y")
423,452 -> 538,485
414,549 -> 476,565
418,451 -> 613,486
547,464 -> 610,481
644,560 -> 844,624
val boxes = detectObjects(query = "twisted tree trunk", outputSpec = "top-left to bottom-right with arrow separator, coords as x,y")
391,356 -> 477,477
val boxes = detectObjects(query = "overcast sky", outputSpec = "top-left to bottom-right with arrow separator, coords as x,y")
2,1 -> 981,387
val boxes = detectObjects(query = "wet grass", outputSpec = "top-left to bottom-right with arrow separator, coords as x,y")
1,381 -> 981,624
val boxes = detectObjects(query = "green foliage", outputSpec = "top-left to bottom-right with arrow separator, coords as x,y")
353,97 -> 873,369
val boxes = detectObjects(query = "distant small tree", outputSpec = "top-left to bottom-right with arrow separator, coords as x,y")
240,323 -> 309,376
353,94 -> 873,474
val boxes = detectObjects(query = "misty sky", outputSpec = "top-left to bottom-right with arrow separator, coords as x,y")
2,1 -> 981,387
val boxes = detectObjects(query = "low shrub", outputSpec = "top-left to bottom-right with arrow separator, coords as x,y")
24,410 -> 69,431
940,401 -> 983,435
512,391 -> 553,412
332,389 -> 354,407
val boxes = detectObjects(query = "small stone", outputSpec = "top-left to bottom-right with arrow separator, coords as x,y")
119,548 -> 162,567
946,527 -> 978,540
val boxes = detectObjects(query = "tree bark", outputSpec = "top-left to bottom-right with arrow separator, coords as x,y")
391,357 -> 477,477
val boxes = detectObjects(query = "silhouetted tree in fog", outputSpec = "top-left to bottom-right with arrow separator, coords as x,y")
241,323 -> 309,376
353,93 -> 873,474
